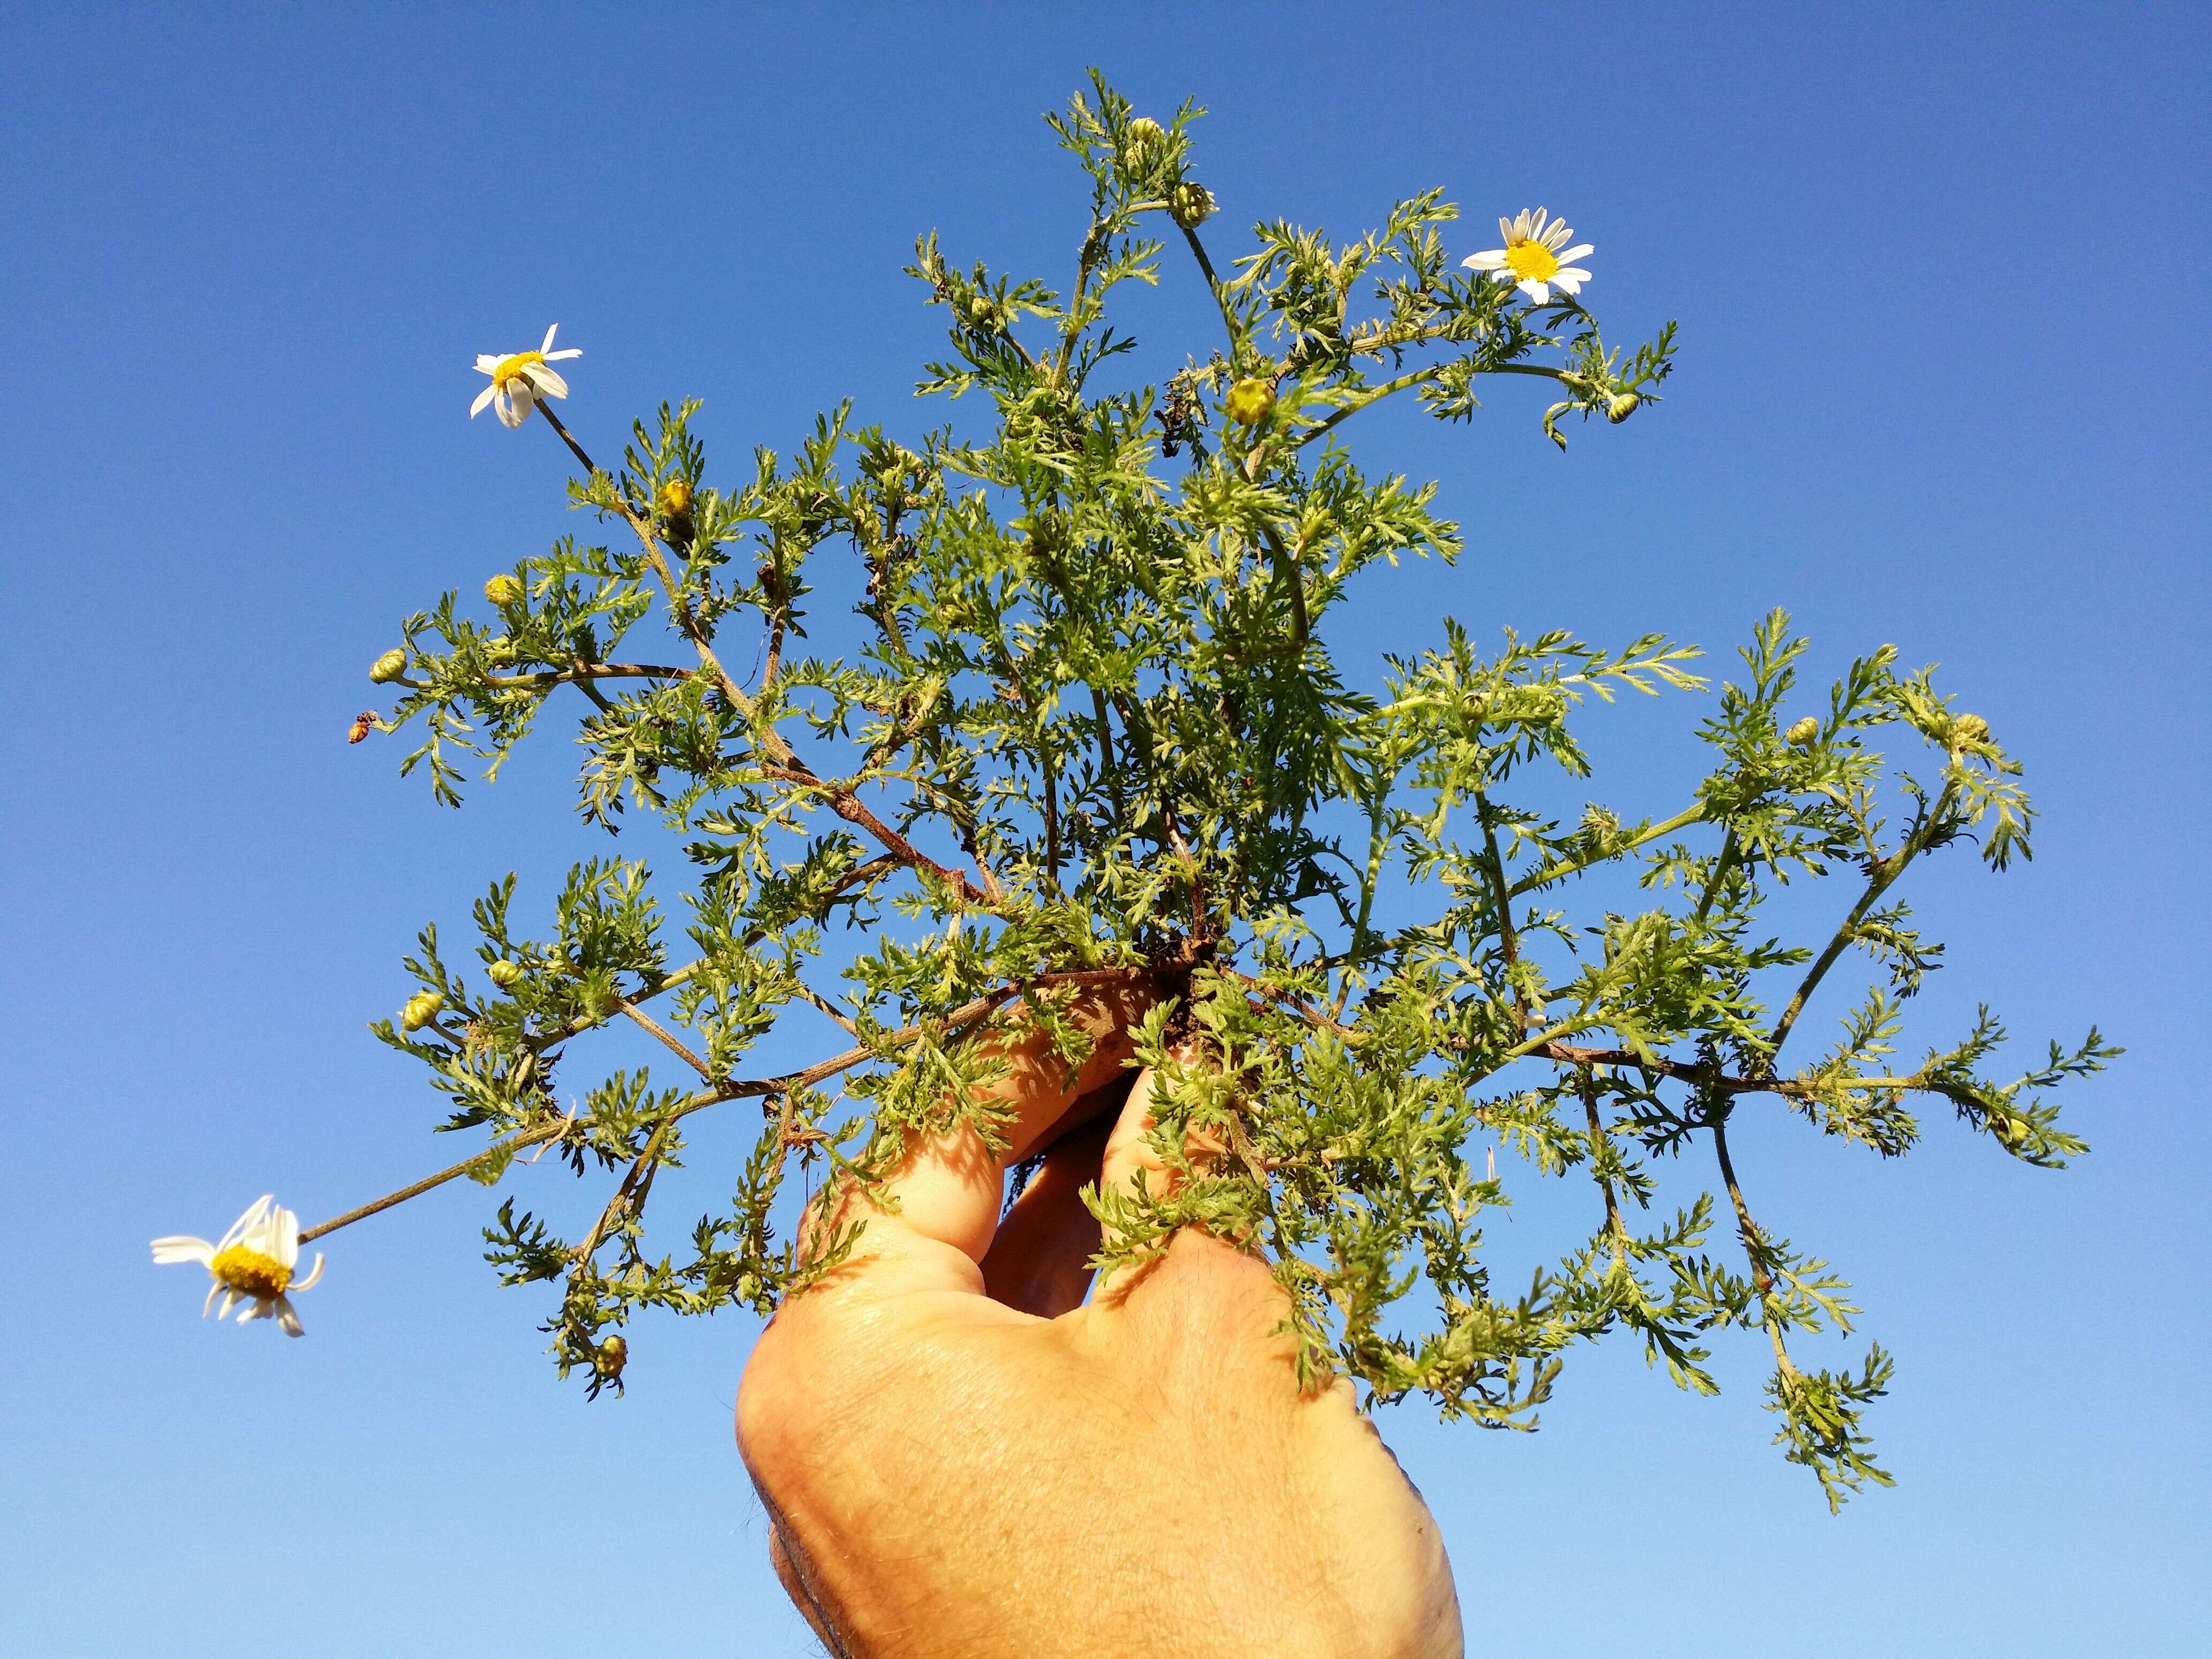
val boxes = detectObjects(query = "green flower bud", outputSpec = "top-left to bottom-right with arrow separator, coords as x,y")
1122,116 -> 1167,175
596,1333 -> 629,1379
1169,180 -> 1215,229
369,648 -> 408,684
485,959 -> 526,990
400,989 -> 445,1032
1952,713 -> 1990,744
484,573 -> 525,608
1605,391 -> 1642,423
1785,716 -> 1820,748
1225,377 -> 1276,427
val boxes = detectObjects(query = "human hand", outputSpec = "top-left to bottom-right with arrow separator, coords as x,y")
735,989 -> 1463,1658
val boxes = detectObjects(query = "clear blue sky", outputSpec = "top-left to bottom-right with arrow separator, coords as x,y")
3,4 -> 2206,1654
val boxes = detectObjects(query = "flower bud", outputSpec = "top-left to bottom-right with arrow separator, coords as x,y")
1225,377 -> 1276,427
486,959 -> 526,990
400,989 -> 445,1031
369,648 -> 408,684
658,478 -> 694,518
1605,391 -> 1642,423
484,573 -> 525,609
1952,713 -> 1990,744
1785,716 -> 1819,748
1169,180 -> 1216,229
1122,117 -> 1167,176
595,1333 -> 628,1380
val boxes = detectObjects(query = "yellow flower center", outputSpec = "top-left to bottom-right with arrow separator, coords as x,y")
211,1244 -> 292,1301
1503,238 -> 1561,283
491,350 -> 544,390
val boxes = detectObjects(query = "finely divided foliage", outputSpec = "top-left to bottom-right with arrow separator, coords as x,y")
338,76 -> 2107,1508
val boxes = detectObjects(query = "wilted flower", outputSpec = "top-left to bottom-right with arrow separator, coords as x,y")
152,1195 -> 324,1337
470,325 -> 582,428
1462,209 -> 1593,304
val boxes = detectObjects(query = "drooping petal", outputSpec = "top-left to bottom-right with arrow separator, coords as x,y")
1551,273 -> 1585,296
496,389 -> 527,429
152,1236 -> 216,1266
275,1298 -> 304,1338
523,365 -> 569,400
236,1298 -> 265,1324
203,1280 -> 225,1317
214,1288 -> 238,1320
292,1253 -> 325,1293
1519,279 -> 1552,303
470,383 -> 500,418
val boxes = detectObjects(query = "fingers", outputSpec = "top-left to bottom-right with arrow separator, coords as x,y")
1092,1060 -> 1227,1302
802,982 -> 1149,1299
978,1096 -> 1120,1318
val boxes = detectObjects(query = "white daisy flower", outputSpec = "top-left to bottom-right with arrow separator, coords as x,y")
152,1194 -> 325,1337
1462,208 -> 1594,304
470,324 -> 583,428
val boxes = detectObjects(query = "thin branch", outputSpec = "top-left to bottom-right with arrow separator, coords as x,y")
617,1000 -> 713,1079
1765,782 -> 1959,1068
1509,802 -> 1709,896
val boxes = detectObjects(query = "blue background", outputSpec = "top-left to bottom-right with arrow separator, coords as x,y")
3,4 -> 2205,1654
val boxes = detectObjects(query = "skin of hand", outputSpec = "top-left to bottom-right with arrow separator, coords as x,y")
735,987 -> 1464,1659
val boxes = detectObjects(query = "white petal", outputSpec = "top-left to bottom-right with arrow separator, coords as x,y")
275,1298 -> 304,1338
1464,250 -> 1506,268
496,391 -> 526,429
524,365 -> 569,399
236,1299 -> 263,1324
474,355 -> 503,373
292,1253 -> 325,1293
470,384 -> 499,417
543,347 -> 581,362
1542,220 -> 1573,251
274,1206 -> 299,1270
540,324 -> 560,354
214,1289 -> 237,1320
217,1197 -> 273,1252
1557,244 -> 1593,264
1552,274 -> 1585,295
152,1236 -> 215,1266
203,1281 -> 225,1317
1520,279 -> 1552,303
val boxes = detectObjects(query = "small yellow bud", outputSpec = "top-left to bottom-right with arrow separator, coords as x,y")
658,478 -> 694,518
400,989 -> 445,1032
484,573 -> 525,608
1605,391 -> 1642,423
1785,716 -> 1820,748
1225,377 -> 1276,427
1952,713 -> 1990,744
369,648 -> 408,684
596,1333 -> 628,1379
485,959 -> 526,990
1169,180 -> 1216,229
1122,117 -> 1167,175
